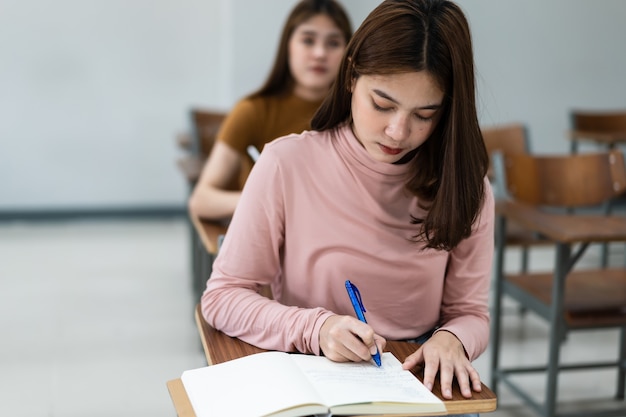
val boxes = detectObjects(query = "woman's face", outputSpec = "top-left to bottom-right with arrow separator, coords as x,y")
350,71 -> 445,164
288,14 -> 346,101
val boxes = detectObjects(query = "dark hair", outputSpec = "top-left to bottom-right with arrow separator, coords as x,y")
312,0 -> 488,251
250,0 -> 352,99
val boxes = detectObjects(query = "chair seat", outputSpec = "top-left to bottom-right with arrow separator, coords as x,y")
506,268 -> 626,328
503,219 -> 551,246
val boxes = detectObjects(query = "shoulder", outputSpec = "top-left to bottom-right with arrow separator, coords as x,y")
265,129 -> 331,156
256,129 -> 332,172
228,96 -> 268,118
218,97 -> 271,149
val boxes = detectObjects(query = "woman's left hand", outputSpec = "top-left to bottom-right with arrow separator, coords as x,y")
401,330 -> 482,399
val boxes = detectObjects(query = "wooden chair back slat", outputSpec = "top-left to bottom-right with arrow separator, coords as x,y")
571,110 -> 626,133
481,123 -> 529,182
190,110 -> 227,156
504,150 -> 626,207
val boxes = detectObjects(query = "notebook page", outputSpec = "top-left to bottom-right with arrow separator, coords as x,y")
291,352 -> 443,408
181,351 -> 327,417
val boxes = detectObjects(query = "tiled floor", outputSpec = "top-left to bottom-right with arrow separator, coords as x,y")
1,218 -> 625,417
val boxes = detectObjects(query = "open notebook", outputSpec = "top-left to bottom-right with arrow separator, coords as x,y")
180,351 -> 445,417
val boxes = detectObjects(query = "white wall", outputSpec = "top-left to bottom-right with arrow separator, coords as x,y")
459,0 -> 626,153
1,0 -> 625,213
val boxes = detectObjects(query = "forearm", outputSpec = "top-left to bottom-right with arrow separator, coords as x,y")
201,278 -> 334,355
188,185 -> 241,220
436,314 -> 489,361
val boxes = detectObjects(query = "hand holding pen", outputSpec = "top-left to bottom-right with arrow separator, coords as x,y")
318,281 -> 386,365
345,280 -> 382,366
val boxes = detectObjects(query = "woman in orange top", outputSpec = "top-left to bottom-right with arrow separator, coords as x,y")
188,0 -> 352,220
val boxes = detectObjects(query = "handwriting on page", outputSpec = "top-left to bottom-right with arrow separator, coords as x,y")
305,364 -> 420,397
292,352 -> 437,403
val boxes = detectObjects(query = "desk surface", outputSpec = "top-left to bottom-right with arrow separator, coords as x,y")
166,307 -> 497,416
496,200 -> 626,243
190,214 -> 228,254
569,129 -> 626,146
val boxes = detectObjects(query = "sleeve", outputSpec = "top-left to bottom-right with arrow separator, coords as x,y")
216,98 -> 264,155
436,179 -> 495,361
200,143 -> 335,355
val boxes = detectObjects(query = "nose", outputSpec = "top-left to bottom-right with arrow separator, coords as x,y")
385,113 -> 411,142
312,42 -> 327,59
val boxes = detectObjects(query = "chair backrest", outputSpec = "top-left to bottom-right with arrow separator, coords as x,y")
482,123 -> 529,156
571,110 -> 626,133
190,109 -> 228,157
481,123 -> 529,181
503,150 -> 626,207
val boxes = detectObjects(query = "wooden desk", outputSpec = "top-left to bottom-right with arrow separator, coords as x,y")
176,154 -> 208,300
188,214 -> 228,299
167,306 -> 497,416
191,214 -> 227,255
569,129 -> 626,154
495,200 -> 626,244
491,200 -> 626,417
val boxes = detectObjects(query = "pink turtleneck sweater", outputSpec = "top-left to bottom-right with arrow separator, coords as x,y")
201,124 -> 494,361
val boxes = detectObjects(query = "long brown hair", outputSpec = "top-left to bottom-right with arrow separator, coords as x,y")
312,0 -> 488,250
249,0 -> 352,99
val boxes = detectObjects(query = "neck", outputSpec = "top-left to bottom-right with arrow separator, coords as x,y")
293,85 -> 328,102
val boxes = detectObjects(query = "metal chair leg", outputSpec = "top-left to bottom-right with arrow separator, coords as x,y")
542,243 -> 571,417
618,327 -> 626,400
490,215 -> 507,395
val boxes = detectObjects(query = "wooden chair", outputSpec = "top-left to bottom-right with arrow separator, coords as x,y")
569,110 -> 626,266
175,109 -> 228,301
177,109 -> 228,184
490,150 -> 626,417
569,110 -> 626,154
482,123 -> 549,277
482,123 -> 529,185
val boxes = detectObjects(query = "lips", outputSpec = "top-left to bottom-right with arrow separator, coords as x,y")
379,143 -> 402,155
310,66 -> 328,74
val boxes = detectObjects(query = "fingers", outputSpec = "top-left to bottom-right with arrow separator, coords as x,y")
439,362 -> 481,399
469,366 -> 483,393
373,334 -> 387,355
320,315 -> 386,363
402,346 -> 424,371
421,355 -> 479,399
401,333 -> 482,399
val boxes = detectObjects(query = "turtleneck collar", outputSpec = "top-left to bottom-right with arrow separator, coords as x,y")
333,124 -> 414,180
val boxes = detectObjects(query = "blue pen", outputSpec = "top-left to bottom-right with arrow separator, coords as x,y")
345,280 -> 382,367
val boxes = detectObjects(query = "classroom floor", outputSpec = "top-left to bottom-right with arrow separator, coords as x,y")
1,218 -> 625,417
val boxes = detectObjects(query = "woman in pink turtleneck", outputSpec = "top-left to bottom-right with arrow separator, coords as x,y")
201,0 -> 494,407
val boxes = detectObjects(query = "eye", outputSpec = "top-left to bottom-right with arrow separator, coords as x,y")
372,100 -> 391,112
415,114 -> 433,122
301,36 -> 315,46
414,109 -> 438,122
325,39 -> 342,49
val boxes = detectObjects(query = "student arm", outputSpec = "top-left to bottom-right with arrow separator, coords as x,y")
188,141 -> 243,220
200,144 -> 335,355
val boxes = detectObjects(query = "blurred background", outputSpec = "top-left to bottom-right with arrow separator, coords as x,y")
1,2 -> 626,417
2,0 -> 625,219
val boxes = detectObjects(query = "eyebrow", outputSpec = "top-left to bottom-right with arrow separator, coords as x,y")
297,29 -> 343,39
373,89 -> 442,110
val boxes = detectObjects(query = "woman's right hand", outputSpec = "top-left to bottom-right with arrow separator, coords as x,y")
319,315 -> 386,363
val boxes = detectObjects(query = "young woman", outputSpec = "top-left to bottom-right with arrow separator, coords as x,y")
188,0 -> 352,220
202,1 -> 492,415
